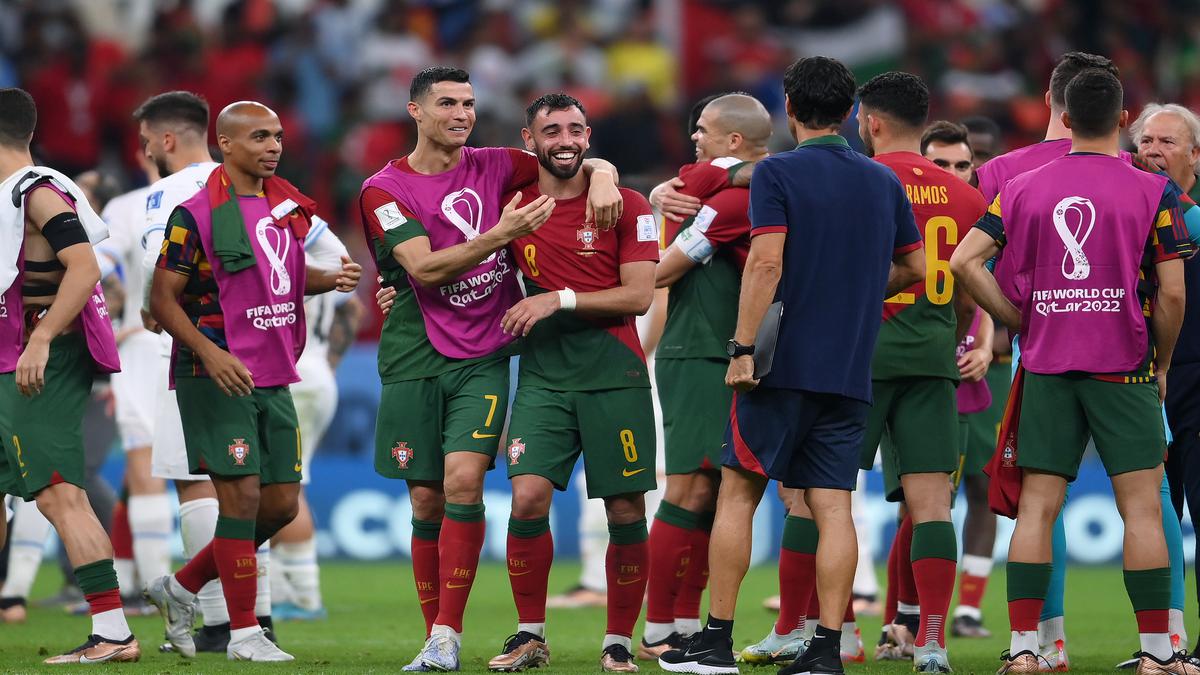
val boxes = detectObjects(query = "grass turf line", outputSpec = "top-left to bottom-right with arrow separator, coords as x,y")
0,562 -> 1186,673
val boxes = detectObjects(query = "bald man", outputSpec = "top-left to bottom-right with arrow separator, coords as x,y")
145,101 -> 360,663
638,94 -> 771,660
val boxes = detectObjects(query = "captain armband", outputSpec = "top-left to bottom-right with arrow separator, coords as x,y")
676,227 -> 715,264
40,212 -> 89,253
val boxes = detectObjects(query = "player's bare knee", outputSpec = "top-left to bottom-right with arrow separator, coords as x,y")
442,455 -> 486,504
408,485 -> 446,522
510,477 -> 552,519
34,483 -> 85,520
603,493 -> 645,524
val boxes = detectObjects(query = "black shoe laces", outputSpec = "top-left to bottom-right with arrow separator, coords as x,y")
501,631 -> 540,654
604,643 -> 634,662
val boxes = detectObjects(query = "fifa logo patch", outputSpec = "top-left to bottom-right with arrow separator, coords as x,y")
507,438 -> 526,465
392,441 -> 414,469
228,439 -> 250,466
576,224 -> 598,254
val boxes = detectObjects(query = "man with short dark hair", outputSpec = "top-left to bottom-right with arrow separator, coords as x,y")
660,57 -> 925,675
952,69 -> 1198,675
921,121 -> 974,184
0,87 -> 138,664
961,116 -> 1003,169
359,66 -> 623,671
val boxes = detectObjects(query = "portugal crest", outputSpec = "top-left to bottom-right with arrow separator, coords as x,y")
228,438 -> 250,466
507,438 -> 526,465
392,441 -> 414,469
576,224 -> 598,253
1000,437 -> 1016,468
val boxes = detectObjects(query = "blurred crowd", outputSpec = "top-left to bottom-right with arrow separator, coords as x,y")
3,0 -> 1199,335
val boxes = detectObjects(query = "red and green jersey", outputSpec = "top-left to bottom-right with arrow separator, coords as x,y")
873,151 -> 988,381
510,184 -> 659,391
158,206 -> 223,378
359,151 -> 537,383
657,161 -> 751,361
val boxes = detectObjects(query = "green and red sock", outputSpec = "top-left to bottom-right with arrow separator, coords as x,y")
911,520 -> 957,648
507,516 -> 553,625
435,502 -> 485,632
647,501 -> 700,626
606,519 -> 649,638
778,515 -> 818,636
411,517 -> 442,636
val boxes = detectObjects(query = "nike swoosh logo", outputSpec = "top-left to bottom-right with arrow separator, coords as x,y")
675,570 -> 687,578
622,468 -> 646,477
508,570 -> 532,576
294,463 -> 302,472
471,431 -> 497,439
233,571 -> 257,579
616,578 -> 642,586
420,597 -> 439,605
79,646 -> 128,664
446,582 -> 471,589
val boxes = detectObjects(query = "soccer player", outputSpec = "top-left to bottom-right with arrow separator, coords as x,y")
962,116 -> 1004,169
486,92 -> 658,674
145,101 -> 361,662
638,94 -> 769,661
951,67 -> 1198,675
137,90 -> 274,652
660,56 -> 925,675
358,65 -> 622,671
0,87 -> 138,664
271,222 -> 364,620
854,71 -> 988,673
921,121 -> 975,184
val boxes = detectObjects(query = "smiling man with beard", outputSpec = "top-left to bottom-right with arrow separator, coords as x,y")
485,93 -> 659,674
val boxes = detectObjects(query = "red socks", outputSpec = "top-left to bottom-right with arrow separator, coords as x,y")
411,518 -> 442,636
606,520 -> 649,638
212,516 -> 257,629
507,517 -> 554,624
959,572 -> 988,610
675,525 -> 710,622
895,515 -> 918,610
646,502 -> 698,625
175,542 -> 219,594
435,503 -> 486,632
776,547 -> 814,634
911,521 -> 958,648
110,501 -> 133,561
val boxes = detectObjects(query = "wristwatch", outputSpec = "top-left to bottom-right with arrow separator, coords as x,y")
726,339 -> 755,358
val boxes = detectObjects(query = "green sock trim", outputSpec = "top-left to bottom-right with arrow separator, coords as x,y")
781,515 -> 819,554
608,519 -> 649,545
655,501 -> 701,530
1007,561 -> 1053,601
445,502 -> 485,523
508,516 -> 551,538
1124,567 -> 1171,612
215,516 -> 256,540
74,559 -> 119,595
910,521 -> 957,561
697,511 -> 715,533
412,518 -> 443,541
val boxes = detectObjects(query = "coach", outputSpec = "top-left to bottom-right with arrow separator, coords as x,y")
659,56 -> 925,675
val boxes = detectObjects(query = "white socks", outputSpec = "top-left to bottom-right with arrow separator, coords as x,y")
675,618 -> 701,636
255,542 -> 271,617
1141,632 -> 1174,661
272,537 -> 323,610
518,622 -> 546,638
1038,616 -> 1065,649
603,634 -> 632,651
643,621 -> 674,644
961,554 -> 994,579
178,497 -> 228,625
1,500 -> 51,599
128,493 -> 173,591
1012,630 -> 1039,655
230,625 -> 262,644
92,607 -> 132,641
1170,608 -> 1188,647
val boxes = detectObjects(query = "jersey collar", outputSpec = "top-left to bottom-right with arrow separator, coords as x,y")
796,134 -> 849,149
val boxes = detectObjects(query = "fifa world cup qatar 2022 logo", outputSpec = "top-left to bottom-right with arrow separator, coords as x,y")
1052,196 -> 1095,280
255,216 -> 292,296
441,188 -> 497,264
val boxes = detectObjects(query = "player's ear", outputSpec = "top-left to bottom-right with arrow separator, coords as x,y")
520,127 -> 534,152
162,131 -> 175,154
407,100 -> 421,122
1044,90 -> 1052,109
1060,110 -> 1073,132
1117,109 -> 1129,129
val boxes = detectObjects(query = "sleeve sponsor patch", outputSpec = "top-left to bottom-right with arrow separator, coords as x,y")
676,227 -> 715,263
691,205 -> 718,234
636,214 -> 659,242
374,201 -> 407,231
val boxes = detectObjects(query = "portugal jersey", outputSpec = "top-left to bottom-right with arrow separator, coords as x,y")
873,151 -> 988,381
510,185 -> 659,391
657,161 -> 751,361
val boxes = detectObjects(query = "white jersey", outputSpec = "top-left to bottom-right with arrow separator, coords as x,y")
141,162 -> 219,355
299,217 -> 351,372
97,185 -> 153,329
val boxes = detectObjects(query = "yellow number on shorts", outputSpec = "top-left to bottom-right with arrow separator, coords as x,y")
924,216 -> 957,305
12,435 -> 23,469
483,394 -> 499,427
524,244 -> 539,277
619,429 -> 638,463
884,215 -> 958,306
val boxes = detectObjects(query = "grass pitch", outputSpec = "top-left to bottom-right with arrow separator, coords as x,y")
0,562 -> 1181,673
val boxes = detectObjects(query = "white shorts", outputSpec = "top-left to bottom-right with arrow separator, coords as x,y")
150,355 -> 209,482
112,331 -> 159,451
291,358 -> 337,485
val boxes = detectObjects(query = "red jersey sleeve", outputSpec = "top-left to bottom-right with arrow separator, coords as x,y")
615,188 -> 661,265
504,148 -> 540,191
677,158 -> 743,199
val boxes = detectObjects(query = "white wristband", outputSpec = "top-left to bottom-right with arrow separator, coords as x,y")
557,288 -> 577,311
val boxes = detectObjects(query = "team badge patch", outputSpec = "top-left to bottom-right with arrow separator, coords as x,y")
1000,439 -> 1016,468
392,441 -> 414,469
228,438 -> 250,466
636,214 -> 659,242
576,223 -> 598,254
507,438 -> 526,465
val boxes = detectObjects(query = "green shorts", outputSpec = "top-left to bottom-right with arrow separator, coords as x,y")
374,359 -> 510,481
0,333 -> 92,500
961,359 -> 1011,476
506,386 -> 657,499
656,358 -> 729,475
1017,371 -> 1165,480
175,378 -> 301,484
858,377 -> 959,502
